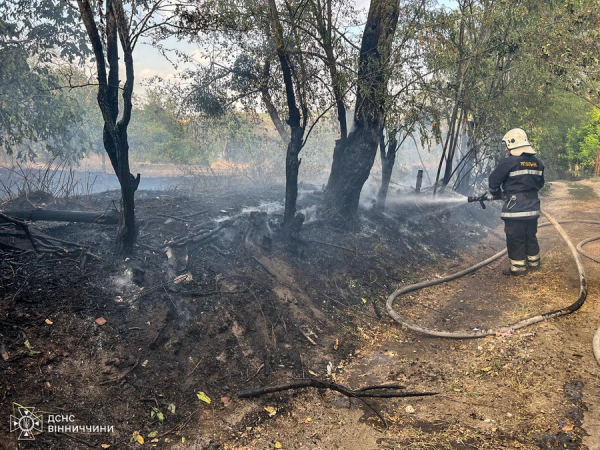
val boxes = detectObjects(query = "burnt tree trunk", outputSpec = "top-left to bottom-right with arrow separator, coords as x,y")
376,129 -> 398,210
284,127 -> 303,236
324,0 -> 400,223
77,0 -> 139,254
268,0 -> 306,238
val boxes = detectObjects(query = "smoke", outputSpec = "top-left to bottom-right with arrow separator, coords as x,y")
239,192 -> 322,224
240,201 -> 284,215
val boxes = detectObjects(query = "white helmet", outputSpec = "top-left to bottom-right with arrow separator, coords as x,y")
502,128 -> 536,156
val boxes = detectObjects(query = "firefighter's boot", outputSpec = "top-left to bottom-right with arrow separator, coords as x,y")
527,254 -> 541,271
503,259 -> 527,276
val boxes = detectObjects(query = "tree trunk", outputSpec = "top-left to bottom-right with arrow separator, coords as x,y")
324,0 -> 400,223
434,8 -> 466,194
115,133 -> 139,254
376,130 -> 398,210
77,0 -> 139,255
284,127 -> 303,235
268,0 -> 306,237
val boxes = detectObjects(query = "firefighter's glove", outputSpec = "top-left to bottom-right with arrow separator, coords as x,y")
479,192 -> 492,202
490,191 -> 502,201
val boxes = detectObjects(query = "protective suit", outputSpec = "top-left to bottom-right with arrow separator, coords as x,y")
489,128 -> 545,275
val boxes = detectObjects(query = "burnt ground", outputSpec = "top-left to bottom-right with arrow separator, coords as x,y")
1,180 -> 599,450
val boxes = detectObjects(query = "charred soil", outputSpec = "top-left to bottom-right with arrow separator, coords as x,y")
1,181 -> 599,449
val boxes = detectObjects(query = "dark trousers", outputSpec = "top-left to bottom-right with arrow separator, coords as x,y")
504,218 -> 539,261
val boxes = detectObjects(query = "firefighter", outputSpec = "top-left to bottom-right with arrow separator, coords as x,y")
486,128 -> 545,276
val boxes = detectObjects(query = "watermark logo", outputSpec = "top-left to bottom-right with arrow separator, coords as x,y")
10,405 -> 114,439
10,406 -> 43,440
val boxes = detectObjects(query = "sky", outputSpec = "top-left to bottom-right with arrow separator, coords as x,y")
132,0 -> 457,95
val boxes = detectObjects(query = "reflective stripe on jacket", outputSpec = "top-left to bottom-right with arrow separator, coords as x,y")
488,154 -> 545,221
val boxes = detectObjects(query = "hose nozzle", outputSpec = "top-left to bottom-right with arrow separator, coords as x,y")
467,195 -> 487,209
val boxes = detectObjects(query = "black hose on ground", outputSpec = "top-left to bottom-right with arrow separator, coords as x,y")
386,212 -> 600,367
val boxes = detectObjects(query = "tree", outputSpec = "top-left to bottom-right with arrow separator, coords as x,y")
303,0 -> 359,141
375,0 -> 433,209
527,0 -> 600,109
323,0 -> 401,222
75,0 -> 184,253
266,0 -> 309,236
422,0 -> 558,192
74,0 -> 142,254
5,0 -> 179,253
176,0 -> 355,235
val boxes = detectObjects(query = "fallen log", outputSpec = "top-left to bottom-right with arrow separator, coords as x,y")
0,209 -> 119,224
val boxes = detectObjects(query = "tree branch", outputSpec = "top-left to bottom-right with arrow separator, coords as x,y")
237,378 -> 438,399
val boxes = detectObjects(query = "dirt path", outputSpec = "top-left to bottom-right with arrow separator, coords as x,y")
210,181 -> 600,450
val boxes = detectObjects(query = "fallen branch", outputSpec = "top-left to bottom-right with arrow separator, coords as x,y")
0,213 -> 100,257
188,219 -> 217,233
237,378 -> 437,399
0,241 -> 25,253
298,328 -> 317,346
245,363 -> 265,383
238,378 -> 437,427
0,212 -> 41,253
156,406 -> 202,439
157,209 -> 210,222
166,219 -> 232,249
0,208 -> 119,224
209,244 -> 229,256
251,256 -> 276,277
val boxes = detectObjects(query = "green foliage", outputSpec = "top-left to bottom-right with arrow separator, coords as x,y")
417,0 -> 599,187
128,90 -> 192,163
126,89 -> 286,166
2,1 -> 90,63
565,108 -> 600,175
515,89 -> 589,178
0,20 -> 93,160
526,0 -> 600,108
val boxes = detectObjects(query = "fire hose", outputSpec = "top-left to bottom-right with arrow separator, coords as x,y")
386,211 -> 600,367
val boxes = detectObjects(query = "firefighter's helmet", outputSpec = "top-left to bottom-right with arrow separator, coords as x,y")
502,128 -> 535,156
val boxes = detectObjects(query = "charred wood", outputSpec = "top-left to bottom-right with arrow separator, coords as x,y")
238,378 -> 438,399
0,209 -> 119,224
